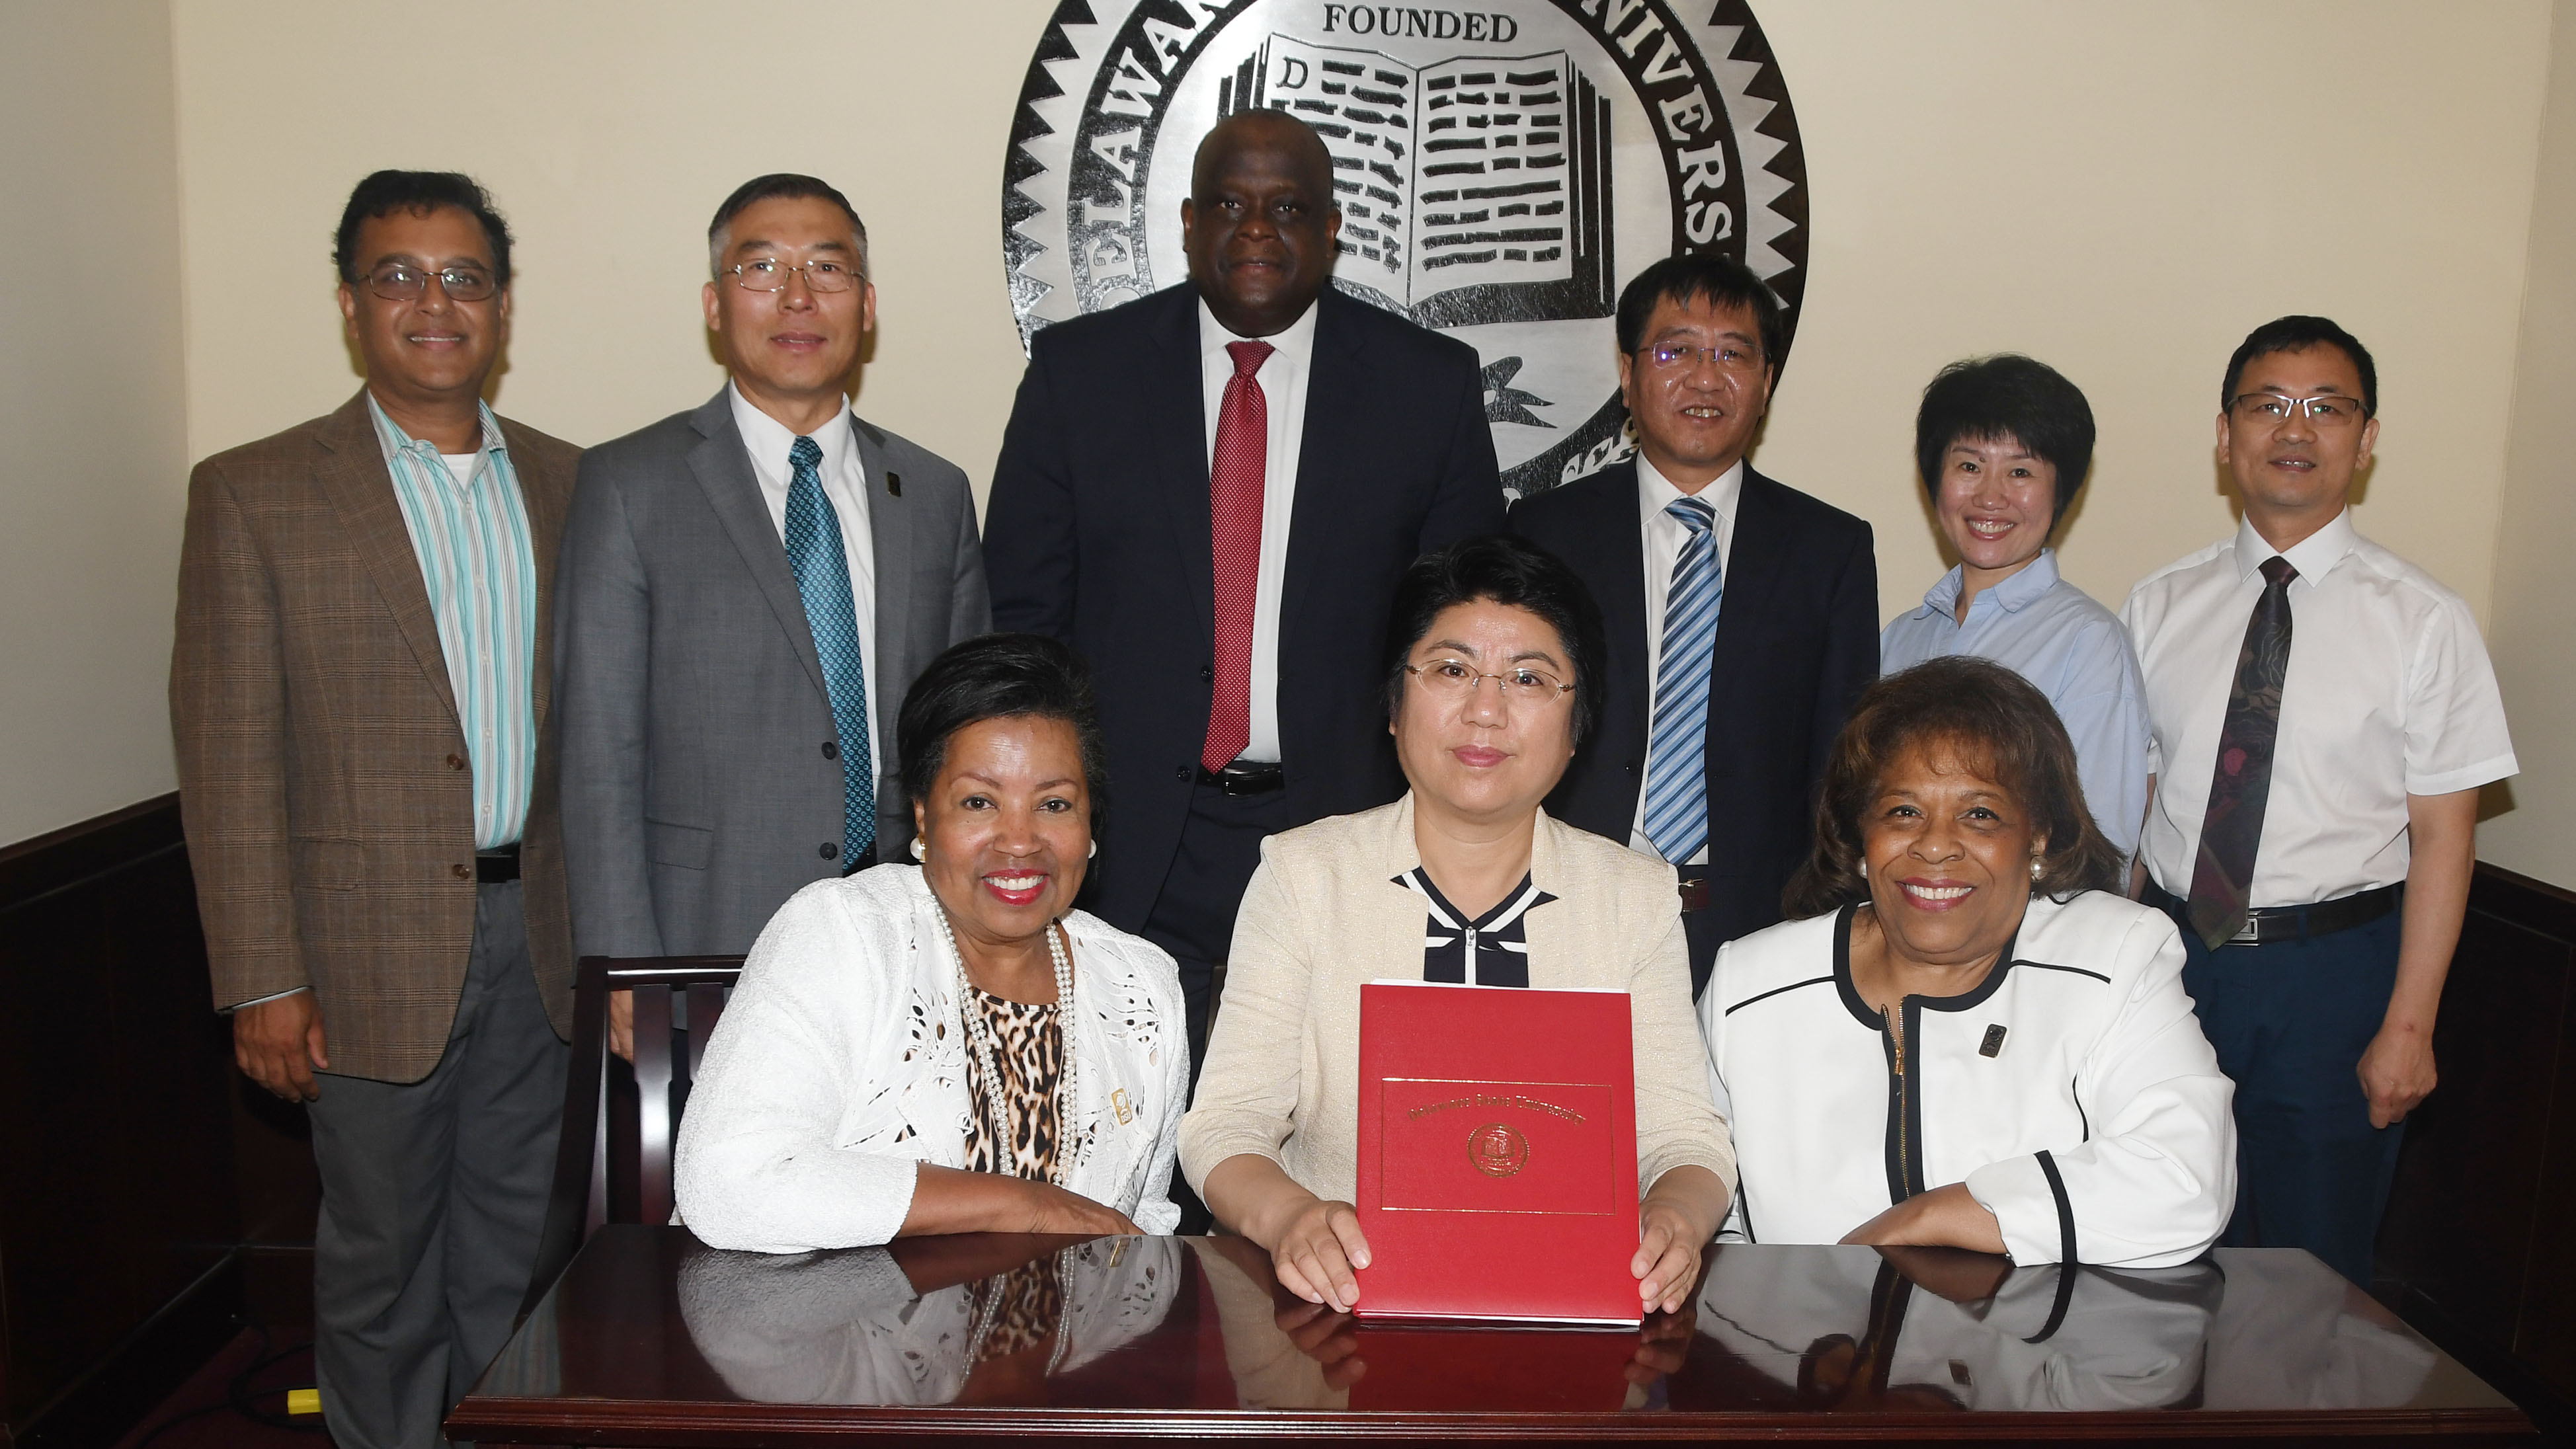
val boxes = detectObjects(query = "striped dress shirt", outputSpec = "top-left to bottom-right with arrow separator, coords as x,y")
368,397 -> 538,850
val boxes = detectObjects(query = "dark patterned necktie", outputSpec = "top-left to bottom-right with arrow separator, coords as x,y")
2186,555 -> 2298,949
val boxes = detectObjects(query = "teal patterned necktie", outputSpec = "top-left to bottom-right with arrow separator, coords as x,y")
784,436 -> 874,868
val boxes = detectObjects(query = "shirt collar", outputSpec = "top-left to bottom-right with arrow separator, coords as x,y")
727,380 -> 853,473
364,392 -> 505,461
1198,296 -> 1319,370
1635,453 -> 1744,524
2232,508 -> 2359,588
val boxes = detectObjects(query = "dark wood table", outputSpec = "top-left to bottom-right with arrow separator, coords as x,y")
450,1225 -> 2532,1444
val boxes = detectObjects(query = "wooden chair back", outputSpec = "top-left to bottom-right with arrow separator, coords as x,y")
518,954 -> 744,1319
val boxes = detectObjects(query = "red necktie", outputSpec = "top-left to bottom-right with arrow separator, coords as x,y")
1202,340 -> 1273,773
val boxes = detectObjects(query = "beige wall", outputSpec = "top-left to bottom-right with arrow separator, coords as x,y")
9,1 -> 2566,863
0,1 -> 190,845
2477,0 -> 2576,886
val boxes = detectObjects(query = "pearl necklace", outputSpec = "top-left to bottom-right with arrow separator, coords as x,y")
930,902 -> 1078,1189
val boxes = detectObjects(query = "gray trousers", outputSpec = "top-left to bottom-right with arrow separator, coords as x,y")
305,881 -> 569,1449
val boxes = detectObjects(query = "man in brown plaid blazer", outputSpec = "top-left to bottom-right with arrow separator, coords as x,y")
171,172 -> 579,1449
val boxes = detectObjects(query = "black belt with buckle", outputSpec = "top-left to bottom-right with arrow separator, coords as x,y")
1199,762 -> 1286,796
2148,881 -> 2399,947
1676,872 -> 1711,914
475,842 -> 522,883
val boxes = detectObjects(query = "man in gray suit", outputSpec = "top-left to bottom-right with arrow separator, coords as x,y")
556,174 -> 988,994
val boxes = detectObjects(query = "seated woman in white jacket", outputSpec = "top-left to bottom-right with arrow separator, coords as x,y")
1701,656 -> 2234,1268
674,634 -> 1190,1251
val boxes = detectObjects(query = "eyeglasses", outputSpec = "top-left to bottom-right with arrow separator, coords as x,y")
723,257 -> 862,293
1636,342 -> 1764,375
364,262 -> 497,303
1404,658 -> 1576,704
2228,392 -> 2370,428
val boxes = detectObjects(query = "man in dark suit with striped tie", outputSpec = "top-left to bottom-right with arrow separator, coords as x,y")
1509,253 -> 1878,996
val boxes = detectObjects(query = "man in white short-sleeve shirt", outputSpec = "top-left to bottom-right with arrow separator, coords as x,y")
2124,315 -> 2515,1287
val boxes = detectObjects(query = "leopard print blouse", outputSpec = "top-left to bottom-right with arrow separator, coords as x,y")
960,988 -> 1064,1185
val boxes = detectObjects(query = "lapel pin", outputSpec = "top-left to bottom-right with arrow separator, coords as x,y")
885,470 -> 902,497
1979,1024 -> 2007,1058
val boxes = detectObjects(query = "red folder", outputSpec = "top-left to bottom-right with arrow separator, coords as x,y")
1353,980 -> 1641,1325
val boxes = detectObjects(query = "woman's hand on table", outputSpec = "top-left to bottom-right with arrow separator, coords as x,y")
1202,1154 -> 1375,1312
1016,1182 -> 1142,1237
898,1165 -> 1139,1237
1839,1183 -> 2006,1255
1271,1196 -> 1372,1312
1633,1165 -> 1727,1315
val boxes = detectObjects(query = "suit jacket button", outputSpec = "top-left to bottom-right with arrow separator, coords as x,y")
447,754 -> 466,771
820,842 -> 838,859
822,740 -> 838,760
452,863 -> 472,881
1201,665 -> 1214,684
1174,765 -> 1190,781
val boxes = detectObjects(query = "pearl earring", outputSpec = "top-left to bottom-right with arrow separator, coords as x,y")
1088,840 -> 1098,858
1859,860 -> 1867,879
2029,855 -> 2044,884
910,838 -> 927,862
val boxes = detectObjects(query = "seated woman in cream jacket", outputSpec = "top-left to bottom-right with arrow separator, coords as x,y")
674,635 -> 1189,1251
1180,536 -> 1737,1315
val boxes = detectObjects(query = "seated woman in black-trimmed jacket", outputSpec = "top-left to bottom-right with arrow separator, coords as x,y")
1701,656 -> 2234,1269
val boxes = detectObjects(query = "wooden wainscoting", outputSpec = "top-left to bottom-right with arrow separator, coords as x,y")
0,795 -> 318,1447
2378,860 -> 2576,1436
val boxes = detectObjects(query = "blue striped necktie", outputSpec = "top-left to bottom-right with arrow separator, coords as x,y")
1642,496 -> 1722,863
784,436 -> 874,869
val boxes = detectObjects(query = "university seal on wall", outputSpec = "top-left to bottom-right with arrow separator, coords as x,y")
1002,0 -> 1810,498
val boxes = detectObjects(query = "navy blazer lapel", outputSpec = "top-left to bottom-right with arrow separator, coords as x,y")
313,391 -> 460,726
1279,290 -> 1367,648
684,389 -> 830,701
853,414 -> 911,728
1593,458 -> 1653,703
1152,287 -> 1216,648
1708,466 -> 1793,675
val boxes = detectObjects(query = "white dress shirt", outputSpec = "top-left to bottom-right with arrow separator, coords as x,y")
1197,299 -> 1318,765
2122,510 -> 2516,908
1627,455 -> 1744,865
729,383 -> 883,775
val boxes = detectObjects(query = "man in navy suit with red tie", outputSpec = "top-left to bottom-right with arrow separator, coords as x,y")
1509,254 -> 1878,996
986,110 -> 1504,1077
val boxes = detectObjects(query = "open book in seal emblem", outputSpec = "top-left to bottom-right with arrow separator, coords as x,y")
1002,0 -> 1810,502
1469,1122 -> 1532,1177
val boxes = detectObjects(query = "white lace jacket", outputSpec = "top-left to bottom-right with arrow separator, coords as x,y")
674,866 -> 1188,1251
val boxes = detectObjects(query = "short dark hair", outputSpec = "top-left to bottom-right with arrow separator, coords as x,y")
1784,656 -> 2124,919
2222,315 -> 2378,419
1381,535 -> 1608,747
1613,253 -> 1787,374
896,633 -> 1109,810
334,171 -> 512,285
707,174 -> 869,276
1914,355 -> 2097,531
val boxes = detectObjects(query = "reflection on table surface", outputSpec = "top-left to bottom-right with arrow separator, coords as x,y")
469,1226 -> 2518,1423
